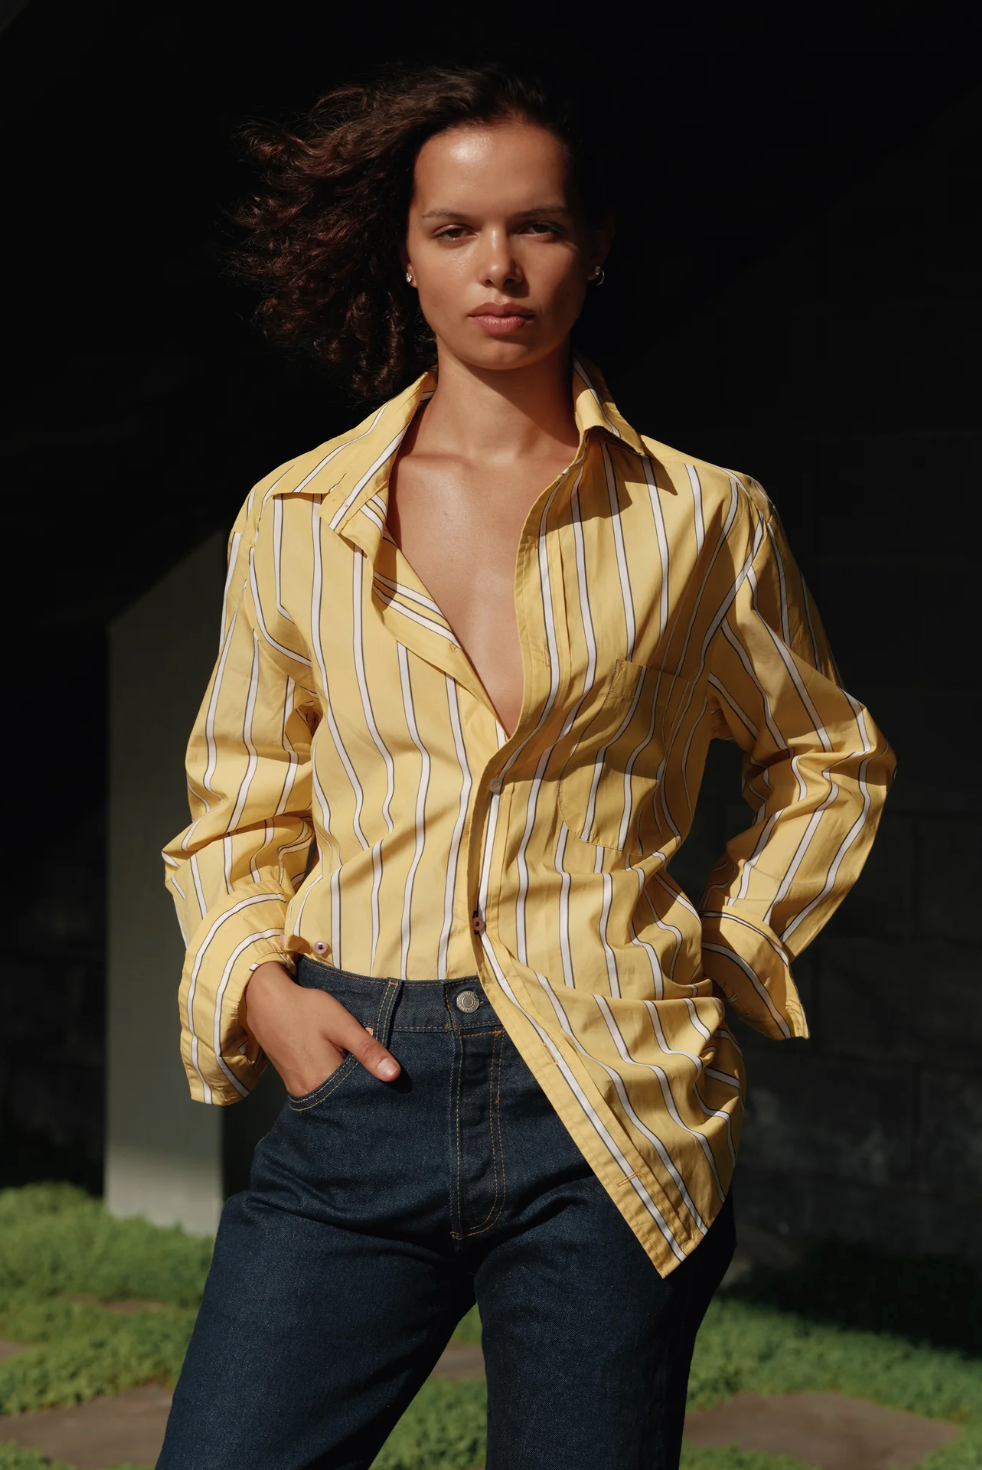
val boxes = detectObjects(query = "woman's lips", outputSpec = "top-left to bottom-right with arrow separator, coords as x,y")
469,305 -> 534,335
471,313 -> 532,333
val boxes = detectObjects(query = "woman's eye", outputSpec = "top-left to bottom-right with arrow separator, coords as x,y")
434,222 -> 562,240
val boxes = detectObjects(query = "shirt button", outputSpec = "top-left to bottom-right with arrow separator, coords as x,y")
471,910 -> 486,935
455,989 -> 481,1014
313,940 -> 329,955
488,776 -> 503,794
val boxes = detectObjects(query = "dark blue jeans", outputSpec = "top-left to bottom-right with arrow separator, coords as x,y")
158,958 -> 735,1469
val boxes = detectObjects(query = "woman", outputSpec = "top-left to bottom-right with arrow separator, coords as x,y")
159,61 -> 895,1469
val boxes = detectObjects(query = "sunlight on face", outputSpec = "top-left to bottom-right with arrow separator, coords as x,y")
405,119 -> 605,374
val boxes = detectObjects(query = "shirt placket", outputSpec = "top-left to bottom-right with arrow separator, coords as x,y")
465,453 -> 584,956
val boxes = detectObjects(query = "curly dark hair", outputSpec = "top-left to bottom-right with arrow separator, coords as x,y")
229,62 -> 611,402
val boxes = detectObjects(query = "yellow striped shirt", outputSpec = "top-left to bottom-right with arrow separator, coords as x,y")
163,357 -> 895,1275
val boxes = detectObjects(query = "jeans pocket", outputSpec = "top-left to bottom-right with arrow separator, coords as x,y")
284,968 -> 403,1114
286,1052 -> 360,1112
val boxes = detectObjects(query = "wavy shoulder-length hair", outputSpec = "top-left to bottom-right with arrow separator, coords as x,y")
229,62 -> 611,402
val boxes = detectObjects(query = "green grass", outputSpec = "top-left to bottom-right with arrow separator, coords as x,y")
0,1451 -> 149,1470
0,1184 -> 205,1417
2,1183 -> 981,1470
373,1380 -> 488,1470
0,1184 -> 212,1308
688,1295 -> 982,1419
451,1303 -> 482,1346
0,1448 -> 70,1470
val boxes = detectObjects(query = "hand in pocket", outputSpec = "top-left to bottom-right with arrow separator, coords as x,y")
242,962 -> 400,1096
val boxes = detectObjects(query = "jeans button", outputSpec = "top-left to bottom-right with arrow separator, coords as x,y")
455,990 -> 481,1014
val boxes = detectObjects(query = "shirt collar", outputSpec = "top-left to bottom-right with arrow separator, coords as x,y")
569,354 -> 647,456
277,352 -> 647,548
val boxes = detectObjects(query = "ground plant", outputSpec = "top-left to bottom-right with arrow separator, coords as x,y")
0,1184 -> 979,1470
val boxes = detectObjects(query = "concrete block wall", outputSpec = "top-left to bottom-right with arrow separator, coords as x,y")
628,87 -> 982,1262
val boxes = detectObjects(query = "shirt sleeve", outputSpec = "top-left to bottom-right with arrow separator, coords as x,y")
699,479 -> 897,1040
162,484 -> 317,1103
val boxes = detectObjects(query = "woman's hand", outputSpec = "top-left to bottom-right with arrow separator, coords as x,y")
242,961 -> 401,1096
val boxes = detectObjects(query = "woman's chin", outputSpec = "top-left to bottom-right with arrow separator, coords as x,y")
442,333 -> 563,375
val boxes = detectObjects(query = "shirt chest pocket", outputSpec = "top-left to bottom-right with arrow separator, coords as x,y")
558,660 -> 693,852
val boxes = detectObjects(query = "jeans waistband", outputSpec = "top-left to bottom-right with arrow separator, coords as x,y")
296,954 -> 495,1031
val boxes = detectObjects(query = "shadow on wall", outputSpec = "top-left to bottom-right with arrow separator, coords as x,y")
729,1234 -> 982,1359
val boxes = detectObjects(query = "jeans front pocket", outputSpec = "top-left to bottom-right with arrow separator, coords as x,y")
286,1052 -> 360,1112
558,662 -> 693,852
284,964 -> 402,1114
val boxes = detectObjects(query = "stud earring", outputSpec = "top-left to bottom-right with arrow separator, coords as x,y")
405,270 -> 414,285
590,265 -> 606,285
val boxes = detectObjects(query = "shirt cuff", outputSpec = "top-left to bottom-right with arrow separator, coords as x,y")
179,885 -> 291,1104
700,908 -> 809,1041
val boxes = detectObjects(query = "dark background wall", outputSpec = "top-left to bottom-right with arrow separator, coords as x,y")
657,86 -> 982,1261
0,0 -> 978,1252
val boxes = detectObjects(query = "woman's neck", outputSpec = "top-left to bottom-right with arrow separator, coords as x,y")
416,341 -> 580,465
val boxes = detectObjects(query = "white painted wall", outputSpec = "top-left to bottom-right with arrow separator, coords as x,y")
105,532 -> 226,1235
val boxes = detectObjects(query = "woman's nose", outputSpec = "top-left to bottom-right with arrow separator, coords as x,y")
480,231 -> 523,289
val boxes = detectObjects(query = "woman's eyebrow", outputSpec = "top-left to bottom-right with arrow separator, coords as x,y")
420,204 -> 574,220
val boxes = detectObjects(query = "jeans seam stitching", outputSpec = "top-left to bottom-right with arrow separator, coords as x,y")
459,1027 -> 507,1236
390,1025 -> 452,1032
375,979 -> 398,1045
491,1026 -> 507,1224
449,996 -> 464,1240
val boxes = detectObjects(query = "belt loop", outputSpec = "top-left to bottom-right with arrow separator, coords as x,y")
373,978 -> 402,1050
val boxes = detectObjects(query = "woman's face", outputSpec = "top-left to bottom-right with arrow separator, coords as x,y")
404,119 -> 608,374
